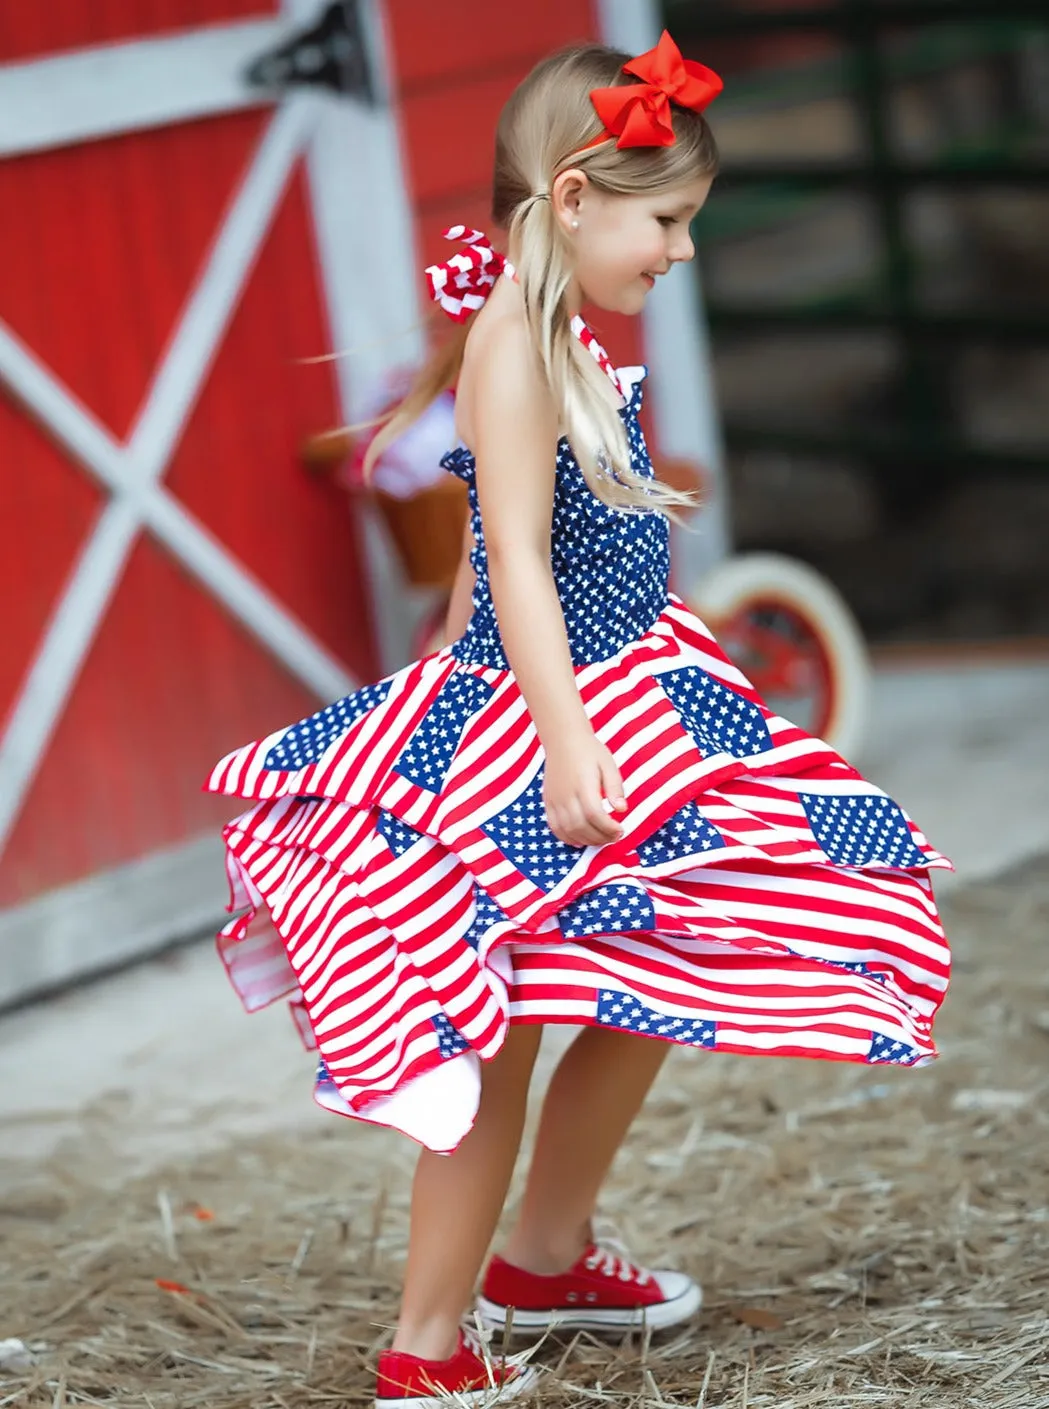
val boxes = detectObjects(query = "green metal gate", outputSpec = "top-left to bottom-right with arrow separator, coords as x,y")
669,0 -> 1049,641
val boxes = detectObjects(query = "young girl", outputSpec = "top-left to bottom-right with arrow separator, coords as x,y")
206,33 -> 951,1408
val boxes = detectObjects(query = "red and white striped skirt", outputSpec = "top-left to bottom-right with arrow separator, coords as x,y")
206,595 -> 951,1152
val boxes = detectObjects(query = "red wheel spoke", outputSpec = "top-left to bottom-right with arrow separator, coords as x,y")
719,602 -> 835,738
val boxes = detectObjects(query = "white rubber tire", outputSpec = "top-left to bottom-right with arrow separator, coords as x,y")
686,552 -> 872,761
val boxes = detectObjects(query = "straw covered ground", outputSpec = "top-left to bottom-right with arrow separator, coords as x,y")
2,855 -> 1048,1409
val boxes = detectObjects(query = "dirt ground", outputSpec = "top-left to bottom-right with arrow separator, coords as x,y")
2,854 -> 1048,1409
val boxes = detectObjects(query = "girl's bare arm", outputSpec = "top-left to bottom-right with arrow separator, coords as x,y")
465,313 -> 625,846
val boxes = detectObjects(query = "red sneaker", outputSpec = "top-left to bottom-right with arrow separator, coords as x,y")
478,1243 -> 702,1334
375,1329 -> 538,1408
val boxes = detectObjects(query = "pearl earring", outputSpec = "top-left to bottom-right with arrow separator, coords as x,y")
571,219 -> 580,230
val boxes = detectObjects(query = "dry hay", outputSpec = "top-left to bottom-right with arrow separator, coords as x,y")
2,856 -> 1049,1409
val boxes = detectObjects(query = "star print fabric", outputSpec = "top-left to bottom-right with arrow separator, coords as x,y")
443,374 -> 670,667
206,354 -> 951,1154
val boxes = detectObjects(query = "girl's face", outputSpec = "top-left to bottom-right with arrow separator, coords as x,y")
559,173 -> 714,316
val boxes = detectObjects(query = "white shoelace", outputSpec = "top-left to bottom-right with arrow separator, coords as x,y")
461,1325 -> 486,1358
583,1244 -> 652,1285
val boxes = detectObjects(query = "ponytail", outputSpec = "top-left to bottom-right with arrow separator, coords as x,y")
362,320 -> 469,481
511,195 -> 694,517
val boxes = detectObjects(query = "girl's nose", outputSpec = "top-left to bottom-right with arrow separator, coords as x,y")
672,231 -> 696,264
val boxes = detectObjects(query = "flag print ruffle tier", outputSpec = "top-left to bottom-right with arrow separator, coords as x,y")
207,355 -> 950,1153
207,596 -> 951,1153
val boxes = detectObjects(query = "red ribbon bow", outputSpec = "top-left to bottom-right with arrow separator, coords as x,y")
589,30 -> 722,150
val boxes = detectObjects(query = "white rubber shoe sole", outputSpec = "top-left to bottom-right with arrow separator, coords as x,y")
477,1271 -> 702,1334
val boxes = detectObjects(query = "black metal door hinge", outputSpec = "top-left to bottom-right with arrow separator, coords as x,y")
246,1 -> 375,103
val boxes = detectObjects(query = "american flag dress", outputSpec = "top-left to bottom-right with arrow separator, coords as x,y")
206,335 -> 952,1153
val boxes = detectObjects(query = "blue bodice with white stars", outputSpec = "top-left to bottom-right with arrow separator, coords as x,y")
441,370 -> 670,669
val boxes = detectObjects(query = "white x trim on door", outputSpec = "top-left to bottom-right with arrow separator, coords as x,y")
0,4 -> 423,868
0,93 -> 361,857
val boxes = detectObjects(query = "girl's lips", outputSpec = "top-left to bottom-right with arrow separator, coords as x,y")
641,273 -> 656,288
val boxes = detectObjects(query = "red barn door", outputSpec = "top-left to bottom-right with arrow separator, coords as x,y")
0,2 -> 422,1004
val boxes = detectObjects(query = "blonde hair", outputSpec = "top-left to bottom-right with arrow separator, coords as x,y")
366,43 -> 718,513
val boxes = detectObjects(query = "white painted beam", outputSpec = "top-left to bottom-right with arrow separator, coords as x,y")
291,0 -> 426,673
0,833 -> 227,1010
0,18 -> 291,158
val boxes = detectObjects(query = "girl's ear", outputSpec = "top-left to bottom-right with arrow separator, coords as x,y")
551,168 -> 589,236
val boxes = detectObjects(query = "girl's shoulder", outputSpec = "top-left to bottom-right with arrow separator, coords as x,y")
457,281 -> 556,445
462,277 -> 533,373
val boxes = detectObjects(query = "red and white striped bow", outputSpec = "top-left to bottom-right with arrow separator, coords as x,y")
424,224 -> 624,399
425,226 -> 507,323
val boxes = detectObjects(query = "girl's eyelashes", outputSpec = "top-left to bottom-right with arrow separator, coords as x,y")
658,206 -> 701,228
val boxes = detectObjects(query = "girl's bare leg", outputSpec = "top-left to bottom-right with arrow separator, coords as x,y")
501,1026 -> 669,1273
393,1023 -> 543,1358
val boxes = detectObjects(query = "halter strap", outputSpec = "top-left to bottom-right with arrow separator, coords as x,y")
570,316 -> 625,401
425,226 -> 625,401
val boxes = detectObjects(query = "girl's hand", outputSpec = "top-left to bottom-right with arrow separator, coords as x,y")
543,732 -> 628,848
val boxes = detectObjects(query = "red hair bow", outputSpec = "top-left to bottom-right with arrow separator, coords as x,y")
589,30 -> 722,150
